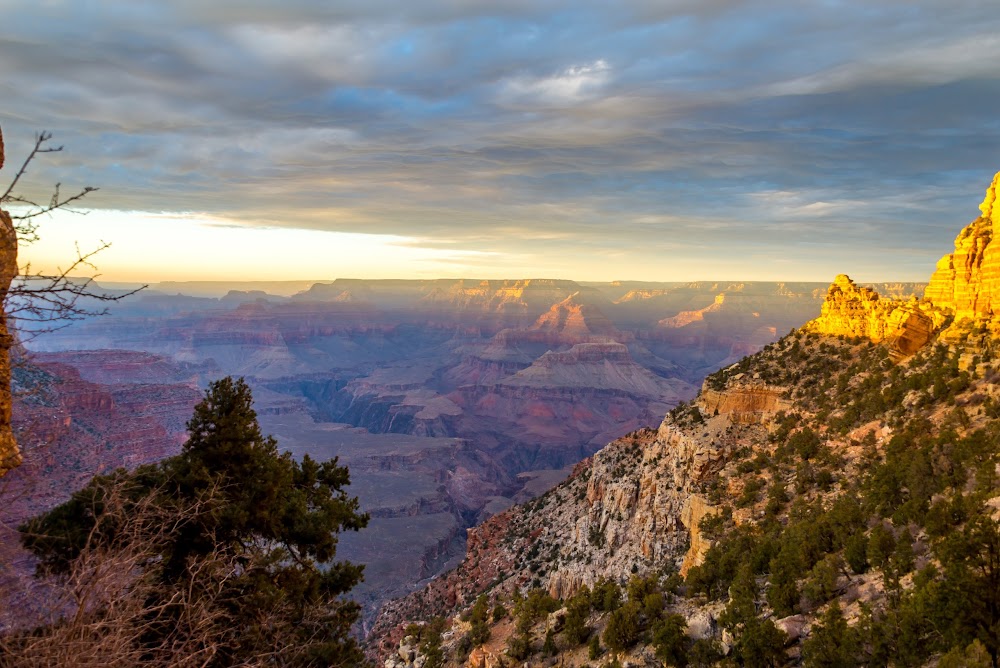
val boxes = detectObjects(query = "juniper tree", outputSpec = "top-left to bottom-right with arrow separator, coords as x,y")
18,376 -> 369,667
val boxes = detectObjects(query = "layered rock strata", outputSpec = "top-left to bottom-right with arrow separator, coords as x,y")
699,380 -> 789,424
804,274 -> 944,358
370,379 -> 774,654
925,171 -> 1000,323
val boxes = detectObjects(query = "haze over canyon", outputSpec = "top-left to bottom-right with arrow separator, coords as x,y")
0,275 -> 921,626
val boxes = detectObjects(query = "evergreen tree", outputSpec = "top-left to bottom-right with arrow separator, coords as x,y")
603,601 -> 641,653
720,566 -> 787,667
802,602 -> 859,667
563,588 -> 592,645
20,376 -> 369,666
650,613 -> 689,667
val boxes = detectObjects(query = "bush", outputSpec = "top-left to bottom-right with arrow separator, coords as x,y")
603,602 -> 641,653
651,614 -> 689,666
588,633 -> 603,660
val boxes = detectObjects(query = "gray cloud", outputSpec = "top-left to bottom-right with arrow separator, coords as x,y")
1,0 -> 998,280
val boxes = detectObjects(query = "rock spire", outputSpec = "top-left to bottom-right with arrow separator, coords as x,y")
924,171 -> 1000,321
807,170 -> 1000,356
0,126 -> 20,475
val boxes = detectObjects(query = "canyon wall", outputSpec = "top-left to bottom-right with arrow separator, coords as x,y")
925,171 -> 1000,323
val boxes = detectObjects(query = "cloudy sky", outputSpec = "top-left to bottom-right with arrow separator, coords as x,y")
2,0 -> 998,283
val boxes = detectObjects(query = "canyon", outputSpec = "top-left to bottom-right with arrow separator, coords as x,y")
368,170 -> 1000,668
9,276 -> 915,626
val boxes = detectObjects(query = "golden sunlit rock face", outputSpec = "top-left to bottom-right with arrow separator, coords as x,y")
0,128 -> 22,476
925,172 -> 1000,321
806,171 -> 1000,358
803,274 -> 943,359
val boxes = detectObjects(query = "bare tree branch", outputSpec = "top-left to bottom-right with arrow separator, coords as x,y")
0,130 -> 146,342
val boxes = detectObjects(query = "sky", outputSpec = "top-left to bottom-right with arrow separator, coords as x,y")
1,0 -> 999,283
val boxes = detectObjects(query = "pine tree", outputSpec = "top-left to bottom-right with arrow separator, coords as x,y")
802,602 -> 859,667
20,376 -> 369,666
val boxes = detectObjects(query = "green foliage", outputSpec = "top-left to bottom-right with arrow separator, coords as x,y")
867,523 -> 896,570
492,603 -> 508,623
603,601 -> 641,653
625,573 -> 658,605
650,614 -> 688,667
563,587 -> 592,645
697,506 -> 732,541
843,531 -> 869,574
930,513 -> 1000,662
507,631 -> 532,661
541,628 -> 558,657
938,640 -> 993,668
802,555 -> 843,609
788,427 -> 821,461
19,377 -> 369,667
733,619 -> 787,668
686,524 -> 767,599
736,476 -> 765,508
514,587 -> 558,634
802,602 -> 859,667
719,565 -> 787,667
419,618 -> 447,668
591,578 -> 622,612
468,594 -> 491,646
588,633 -> 603,660
688,638 -> 724,667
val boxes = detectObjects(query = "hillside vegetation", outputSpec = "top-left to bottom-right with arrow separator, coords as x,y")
371,171 -> 1000,668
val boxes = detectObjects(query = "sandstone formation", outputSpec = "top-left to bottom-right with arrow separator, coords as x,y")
803,274 -> 944,358
679,494 -> 718,576
531,292 -> 619,340
925,171 -> 1000,324
803,172 -> 1000,357
699,380 -> 790,424
0,126 -> 20,475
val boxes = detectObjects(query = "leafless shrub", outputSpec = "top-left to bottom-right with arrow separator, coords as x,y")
0,481 -> 230,667
1,474 -> 361,668
0,129 -> 144,343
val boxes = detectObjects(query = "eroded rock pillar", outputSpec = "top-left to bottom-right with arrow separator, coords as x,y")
0,127 -> 21,475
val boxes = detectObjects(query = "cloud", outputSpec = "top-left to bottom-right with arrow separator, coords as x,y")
497,59 -> 612,108
0,1 -> 998,282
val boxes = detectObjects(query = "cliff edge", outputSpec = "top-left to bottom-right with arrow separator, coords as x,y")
925,171 -> 1000,323
805,170 -> 1000,357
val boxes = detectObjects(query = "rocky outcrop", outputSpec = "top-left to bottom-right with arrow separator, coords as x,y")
531,292 -> 620,340
370,400 -> 764,654
925,171 -> 1000,324
0,126 -> 20,475
803,275 -> 944,358
699,381 -> 790,424
658,294 -> 726,329
680,494 -> 718,576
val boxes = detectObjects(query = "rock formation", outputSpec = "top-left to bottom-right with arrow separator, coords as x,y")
803,274 -> 944,358
0,126 -> 20,475
699,380 -> 790,424
803,171 -> 1000,357
531,292 -> 620,340
925,171 -> 1000,324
